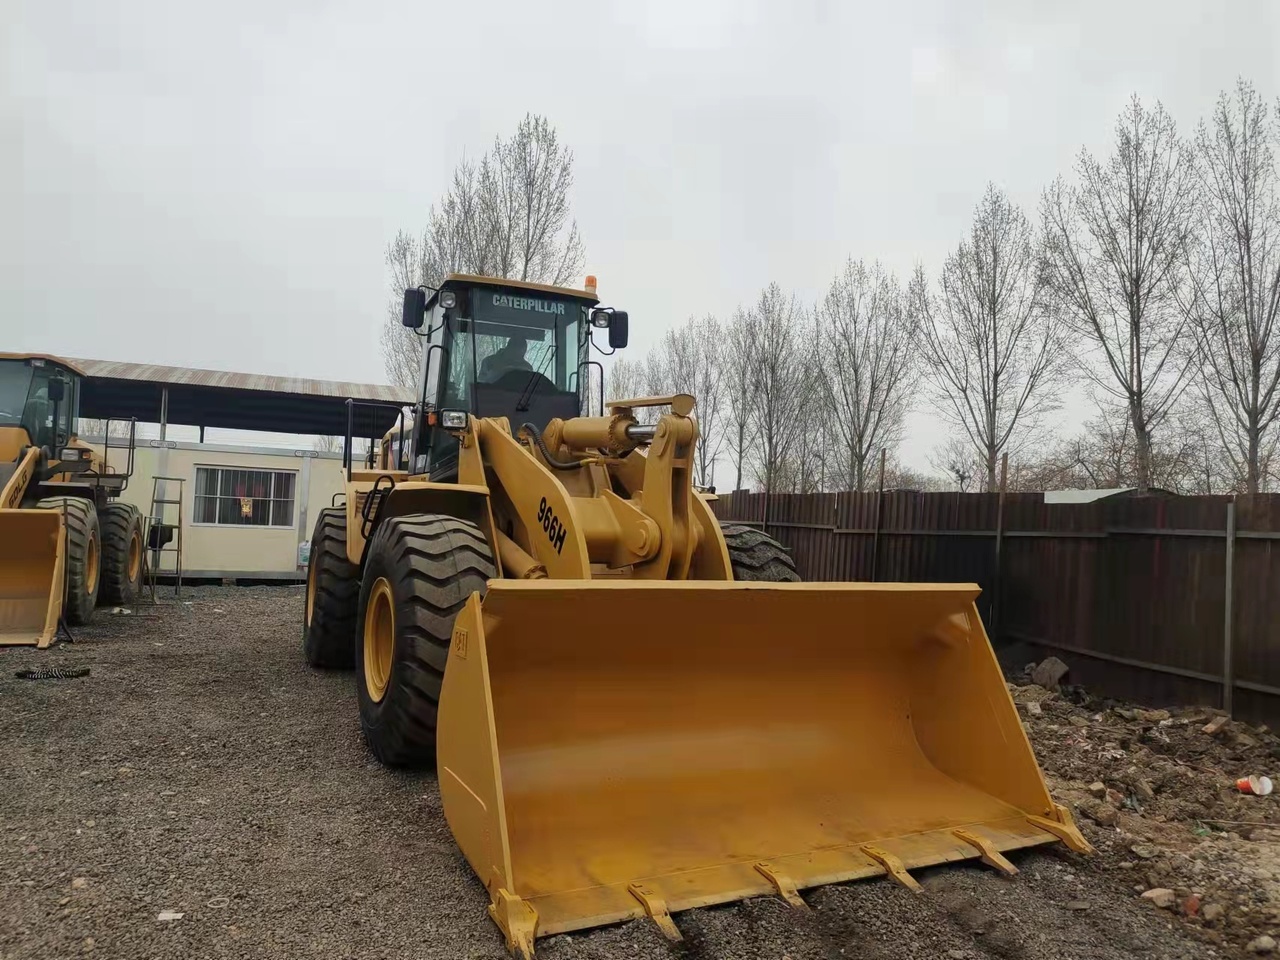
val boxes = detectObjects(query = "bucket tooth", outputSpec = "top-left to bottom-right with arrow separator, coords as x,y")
862,846 -> 922,893
754,861 -> 809,910
953,829 -> 1018,876
627,883 -> 682,942
1027,804 -> 1094,854
489,888 -> 537,959
439,580 -> 1088,950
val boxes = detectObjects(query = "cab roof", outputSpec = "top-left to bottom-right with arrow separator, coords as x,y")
435,274 -> 600,306
0,352 -> 88,376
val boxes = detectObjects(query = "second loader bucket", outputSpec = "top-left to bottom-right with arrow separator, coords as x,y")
438,580 -> 1090,957
0,508 -> 64,648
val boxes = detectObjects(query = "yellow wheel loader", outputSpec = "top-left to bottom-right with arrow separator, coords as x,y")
0,354 -> 144,647
303,275 -> 1090,957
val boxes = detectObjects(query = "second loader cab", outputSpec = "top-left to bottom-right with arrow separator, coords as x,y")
0,353 -> 135,503
401,274 -> 627,480
0,355 -> 80,466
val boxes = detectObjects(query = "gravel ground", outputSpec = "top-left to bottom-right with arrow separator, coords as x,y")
1007,674 -> 1279,957
0,587 -> 1237,960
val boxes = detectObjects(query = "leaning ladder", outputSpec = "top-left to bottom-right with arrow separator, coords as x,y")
145,475 -> 185,599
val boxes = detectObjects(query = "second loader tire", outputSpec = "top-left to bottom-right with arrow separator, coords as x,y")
356,514 -> 495,768
99,502 -> 144,605
720,523 -> 801,582
37,496 -> 101,625
303,507 -> 360,668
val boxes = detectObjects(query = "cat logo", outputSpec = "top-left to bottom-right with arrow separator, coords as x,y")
492,294 -> 565,315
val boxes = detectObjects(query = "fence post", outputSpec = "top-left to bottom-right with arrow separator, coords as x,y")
1222,498 -> 1236,717
992,452 -> 1008,636
870,449 -> 887,582
826,495 -> 837,581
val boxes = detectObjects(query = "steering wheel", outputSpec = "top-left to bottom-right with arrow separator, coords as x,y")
489,369 -> 556,393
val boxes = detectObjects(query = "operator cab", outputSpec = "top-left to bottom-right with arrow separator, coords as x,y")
401,275 -> 627,479
0,354 -> 81,462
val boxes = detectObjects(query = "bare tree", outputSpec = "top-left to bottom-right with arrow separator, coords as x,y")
313,435 -> 343,454
816,258 -> 917,491
604,354 -> 645,404
791,333 -> 829,493
1042,96 -> 1199,493
928,435 -> 982,492
1186,80 -> 1280,493
656,315 -> 725,487
380,115 -> 585,389
380,230 -> 431,390
723,308 -> 758,492
746,284 -> 813,492
1011,401 -> 1218,494
913,183 -> 1065,491
77,418 -> 132,439
882,455 -> 947,492
1003,451 -> 1078,493
602,351 -> 666,427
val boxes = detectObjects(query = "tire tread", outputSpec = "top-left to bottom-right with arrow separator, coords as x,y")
357,514 -> 495,768
720,523 -> 801,582
99,502 -> 143,605
36,496 -> 100,624
302,507 -> 361,668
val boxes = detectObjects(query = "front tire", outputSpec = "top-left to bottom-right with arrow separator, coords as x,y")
99,502 -> 144,605
37,497 -> 101,624
720,523 -> 800,582
356,514 -> 495,768
302,507 -> 360,668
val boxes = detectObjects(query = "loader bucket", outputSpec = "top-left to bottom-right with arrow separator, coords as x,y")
438,580 -> 1090,956
0,508 -> 64,648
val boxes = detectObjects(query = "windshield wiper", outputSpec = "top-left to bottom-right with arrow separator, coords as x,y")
515,342 -> 557,412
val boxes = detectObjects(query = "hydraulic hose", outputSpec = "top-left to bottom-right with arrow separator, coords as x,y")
519,423 -> 584,471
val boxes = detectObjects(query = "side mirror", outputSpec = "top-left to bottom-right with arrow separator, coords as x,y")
48,378 -> 66,403
402,287 -> 427,329
608,311 -> 629,350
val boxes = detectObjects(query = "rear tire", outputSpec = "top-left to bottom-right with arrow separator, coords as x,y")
37,496 -> 101,624
720,523 -> 800,582
303,507 -> 360,668
99,502 -> 144,605
356,514 -> 495,768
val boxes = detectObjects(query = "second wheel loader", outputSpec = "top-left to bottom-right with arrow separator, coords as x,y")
0,354 -> 145,647
302,274 -> 1089,957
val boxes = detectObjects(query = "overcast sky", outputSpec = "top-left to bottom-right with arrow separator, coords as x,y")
5,1 -> 1279,465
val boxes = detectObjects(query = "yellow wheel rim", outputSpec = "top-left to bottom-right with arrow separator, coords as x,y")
85,533 -> 99,595
305,554 -> 317,627
127,530 -> 142,582
363,577 -> 395,702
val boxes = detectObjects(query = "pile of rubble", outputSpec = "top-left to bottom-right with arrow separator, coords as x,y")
1011,657 -> 1279,956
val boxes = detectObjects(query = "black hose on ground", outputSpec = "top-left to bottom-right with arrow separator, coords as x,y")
15,667 -> 90,680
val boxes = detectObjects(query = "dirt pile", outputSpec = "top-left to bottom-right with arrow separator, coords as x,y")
1011,663 -> 1280,957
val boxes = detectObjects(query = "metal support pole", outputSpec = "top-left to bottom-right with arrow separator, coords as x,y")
297,453 -> 313,573
870,448 -> 887,582
153,387 -> 171,580
992,452 -> 1008,636
1222,498 -> 1236,717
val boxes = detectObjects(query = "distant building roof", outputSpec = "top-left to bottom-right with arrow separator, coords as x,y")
70,357 -> 413,437
72,358 -> 411,404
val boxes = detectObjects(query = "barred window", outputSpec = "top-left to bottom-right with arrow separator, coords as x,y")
194,467 -> 296,527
